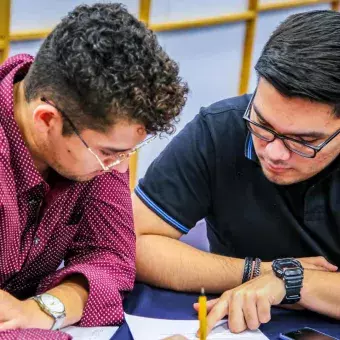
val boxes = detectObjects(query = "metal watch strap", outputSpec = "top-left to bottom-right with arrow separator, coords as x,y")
33,295 -> 66,330
51,313 -> 65,331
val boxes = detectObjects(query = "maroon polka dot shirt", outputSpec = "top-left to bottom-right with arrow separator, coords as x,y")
0,55 -> 136,337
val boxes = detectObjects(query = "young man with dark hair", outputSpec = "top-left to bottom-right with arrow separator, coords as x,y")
0,2 -> 187,334
133,10 -> 340,334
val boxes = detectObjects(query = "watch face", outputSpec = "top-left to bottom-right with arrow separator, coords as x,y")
41,294 -> 65,313
283,263 -> 298,269
285,268 -> 303,276
275,258 -> 303,270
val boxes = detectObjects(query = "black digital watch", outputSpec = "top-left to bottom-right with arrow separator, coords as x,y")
272,258 -> 304,304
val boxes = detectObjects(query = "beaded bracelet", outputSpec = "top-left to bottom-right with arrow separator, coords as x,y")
252,257 -> 262,278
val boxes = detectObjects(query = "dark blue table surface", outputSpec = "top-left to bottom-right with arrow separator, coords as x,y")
112,283 -> 340,340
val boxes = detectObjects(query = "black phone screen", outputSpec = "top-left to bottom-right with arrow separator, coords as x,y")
283,328 -> 336,340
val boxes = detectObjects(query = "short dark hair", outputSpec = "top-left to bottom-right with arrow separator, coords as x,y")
255,10 -> 340,117
24,3 -> 188,135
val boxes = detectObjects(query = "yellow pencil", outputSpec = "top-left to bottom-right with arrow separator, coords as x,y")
199,287 -> 207,340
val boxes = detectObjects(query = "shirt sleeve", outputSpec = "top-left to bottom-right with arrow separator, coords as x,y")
0,329 -> 71,340
37,171 -> 135,326
136,112 -> 215,234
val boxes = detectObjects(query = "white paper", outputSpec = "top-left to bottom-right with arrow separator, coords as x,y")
62,326 -> 118,340
125,313 -> 268,340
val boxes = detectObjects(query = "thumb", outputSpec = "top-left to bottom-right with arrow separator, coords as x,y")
302,257 -> 338,271
314,258 -> 338,271
0,320 -> 17,332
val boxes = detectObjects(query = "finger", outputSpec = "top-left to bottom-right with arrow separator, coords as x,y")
193,298 -> 219,312
0,320 -> 18,331
204,295 -> 230,335
243,292 -> 260,330
300,262 -> 325,271
228,292 -> 247,333
313,257 -> 338,271
256,293 -> 271,324
161,335 -> 188,340
311,265 -> 330,271
300,257 -> 338,271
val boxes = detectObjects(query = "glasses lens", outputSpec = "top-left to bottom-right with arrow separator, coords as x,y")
247,122 -> 275,142
105,135 -> 156,170
247,122 -> 315,158
106,151 -> 132,170
283,139 -> 315,157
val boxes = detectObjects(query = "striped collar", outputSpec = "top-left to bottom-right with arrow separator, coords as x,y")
244,132 -> 258,163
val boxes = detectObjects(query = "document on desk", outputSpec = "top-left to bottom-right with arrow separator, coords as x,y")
62,325 -> 118,340
125,313 -> 268,340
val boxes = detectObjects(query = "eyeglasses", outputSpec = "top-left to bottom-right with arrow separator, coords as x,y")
41,97 -> 156,171
243,92 -> 340,158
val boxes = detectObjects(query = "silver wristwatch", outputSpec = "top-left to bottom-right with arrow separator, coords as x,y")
33,293 -> 66,330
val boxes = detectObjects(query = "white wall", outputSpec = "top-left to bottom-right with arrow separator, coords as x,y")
138,22 -> 245,177
8,0 -> 334,180
10,0 -> 138,31
249,3 -> 331,92
150,0 -> 247,23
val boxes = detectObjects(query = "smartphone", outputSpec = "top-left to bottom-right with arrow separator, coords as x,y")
280,327 -> 338,340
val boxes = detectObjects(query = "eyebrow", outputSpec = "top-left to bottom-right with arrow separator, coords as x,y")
252,104 -> 328,139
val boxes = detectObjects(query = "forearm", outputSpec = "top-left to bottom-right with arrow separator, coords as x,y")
137,235 -> 247,293
299,270 -> 340,319
25,274 -> 89,329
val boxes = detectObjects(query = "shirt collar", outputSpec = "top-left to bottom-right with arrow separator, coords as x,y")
0,54 -> 47,195
244,132 -> 259,163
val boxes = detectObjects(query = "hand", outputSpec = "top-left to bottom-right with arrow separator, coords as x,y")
193,272 -> 285,334
161,336 -> 188,340
0,290 -> 53,331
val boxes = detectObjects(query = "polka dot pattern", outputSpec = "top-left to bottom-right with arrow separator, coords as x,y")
0,55 -> 136,338
0,329 -> 71,340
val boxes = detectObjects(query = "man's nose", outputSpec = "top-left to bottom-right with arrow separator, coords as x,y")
112,159 -> 130,173
265,138 -> 291,162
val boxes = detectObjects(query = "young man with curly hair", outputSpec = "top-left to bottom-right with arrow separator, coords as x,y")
0,2 -> 187,334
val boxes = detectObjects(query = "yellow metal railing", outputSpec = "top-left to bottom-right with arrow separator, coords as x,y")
260,0 -> 336,11
150,11 -> 256,32
8,0 -> 339,40
2,0 -> 339,188
0,0 -> 11,63
129,0 -> 153,191
239,0 -> 258,95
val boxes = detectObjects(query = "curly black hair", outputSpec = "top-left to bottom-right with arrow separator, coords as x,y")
24,3 -> 188,135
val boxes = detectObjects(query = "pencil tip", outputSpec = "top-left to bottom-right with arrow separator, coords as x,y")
201,287 -> 205,295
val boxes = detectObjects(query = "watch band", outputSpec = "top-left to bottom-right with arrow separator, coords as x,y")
51,313 -> 65,331
33,294 -> 66,330
272,258 -> 304,304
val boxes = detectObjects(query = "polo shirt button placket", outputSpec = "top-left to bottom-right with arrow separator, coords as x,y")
29,199 -> 38,206
28,196 -> 43,248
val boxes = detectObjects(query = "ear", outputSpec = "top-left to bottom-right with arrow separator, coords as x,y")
32,103 -> 63,134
